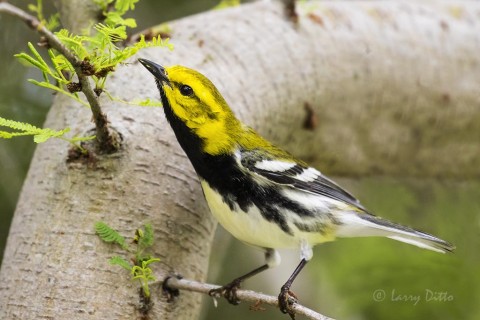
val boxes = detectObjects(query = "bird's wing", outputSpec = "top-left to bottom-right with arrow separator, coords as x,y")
239,149 -> 367,212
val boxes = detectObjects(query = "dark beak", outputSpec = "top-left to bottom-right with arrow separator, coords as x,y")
138,58 -> 171,88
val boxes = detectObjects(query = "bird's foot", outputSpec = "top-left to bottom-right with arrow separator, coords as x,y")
209,279 -> 242,305
278,287 -> 298,319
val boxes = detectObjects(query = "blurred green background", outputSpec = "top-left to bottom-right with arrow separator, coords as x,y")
0,1 -> 477,320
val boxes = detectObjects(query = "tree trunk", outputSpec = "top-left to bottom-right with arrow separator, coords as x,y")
1,1 -> 479,319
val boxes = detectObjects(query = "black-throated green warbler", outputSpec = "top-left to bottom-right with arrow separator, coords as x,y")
138,58 -> 454,318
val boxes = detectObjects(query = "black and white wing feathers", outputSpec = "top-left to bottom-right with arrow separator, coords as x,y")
238,150 -> 455,253
239,150 -> 367,212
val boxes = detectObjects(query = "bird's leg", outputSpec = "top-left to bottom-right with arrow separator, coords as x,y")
278,258 -> 308,319
209,263 -> 269,305
209,248 -> 279,305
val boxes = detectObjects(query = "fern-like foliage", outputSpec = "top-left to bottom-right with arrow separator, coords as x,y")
15,43 -> 88,107
95,221 -> 127,249
131,257 -> 161,298
109,256 -> 132,271
0,116 -> 68,143
17,0 -> 170,106
95,221 -> 160,300
133,223 -> 156,263
138,223 -> 154,250
28,0 -> 60,30
7,0 -> 168,148
0,116 -> 95,147
131,260 -> 157,281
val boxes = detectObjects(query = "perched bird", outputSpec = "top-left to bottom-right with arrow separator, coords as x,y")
138,58 -> 455,318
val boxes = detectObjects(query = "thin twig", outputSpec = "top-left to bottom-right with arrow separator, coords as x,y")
159,277 -> 335,320
0,2 -> 117,153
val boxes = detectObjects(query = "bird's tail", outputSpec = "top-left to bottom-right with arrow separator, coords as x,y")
336,212 -> 455,253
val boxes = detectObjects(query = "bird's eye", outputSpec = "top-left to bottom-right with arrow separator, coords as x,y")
179,85 -> 194,97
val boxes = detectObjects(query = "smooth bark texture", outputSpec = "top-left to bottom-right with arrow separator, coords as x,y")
135,0 -> 480,179
0,90 -> 217,319
54,0 -> 99,33
1,1 -> 479,319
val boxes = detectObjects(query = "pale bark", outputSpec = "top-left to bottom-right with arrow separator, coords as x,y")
1,1 -> 479,319
54,0 -> 99,33
138,0 -> 479,179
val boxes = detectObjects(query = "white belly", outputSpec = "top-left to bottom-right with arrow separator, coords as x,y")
200,180 -> 336,250
201,180 -> 297,248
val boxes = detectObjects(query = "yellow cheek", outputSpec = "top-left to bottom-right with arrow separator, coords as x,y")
166,91 -> 194,124
196,121 -> 233,154
171,104 -> 189,122
164,88 -> 235,154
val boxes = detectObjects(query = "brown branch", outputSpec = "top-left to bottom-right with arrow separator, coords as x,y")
0,2 -> 118,153
160,276 -> 335,320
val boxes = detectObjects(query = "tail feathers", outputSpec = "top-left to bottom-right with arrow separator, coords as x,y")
336,213 -> 455,253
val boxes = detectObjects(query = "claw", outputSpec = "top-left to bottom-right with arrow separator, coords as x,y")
278,288 -> 298,319
209,279 -> 242,305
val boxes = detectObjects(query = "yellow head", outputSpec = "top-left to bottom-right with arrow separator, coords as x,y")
139,59 -> 241,155
139,58 -> 293,161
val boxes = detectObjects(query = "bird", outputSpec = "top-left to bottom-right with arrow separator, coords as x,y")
138,58 -> 455,318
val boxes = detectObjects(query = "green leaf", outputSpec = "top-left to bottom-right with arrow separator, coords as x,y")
0,131 -> 13,139
27,42 -> 49,70
55,29 -> 90,59
48,49 -> 72,82
131,98 -> 163,107
46,13 -> 60,31
115,0 -> 139,13
14,52 -> 49,73
109,256 -> 132,271
120,17 -> 137,28
141,258 -> 161,268
131,265 -> 145,279
214,0 -> 240,10
28,80 -> 89,107
28,4 -> 38,13
93,0 -> 114,11
95,23 -> 127,42
138,223 -> 154,249
15,0 -> 173,114
0,116 -> 40,132
70,135 -> 96,142
0,116 -> 71,143
31,0 -> 45,21
34,127 -> 70,143
15,44 -> 66,83
104,11 -> 137,28
95,221 -> 127,249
